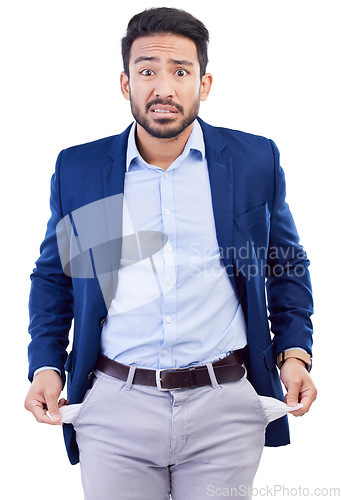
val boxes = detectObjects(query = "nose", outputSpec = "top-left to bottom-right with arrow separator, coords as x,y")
153,73 -> 174,99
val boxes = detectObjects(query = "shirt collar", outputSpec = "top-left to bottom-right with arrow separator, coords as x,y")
126,118 -> 205,172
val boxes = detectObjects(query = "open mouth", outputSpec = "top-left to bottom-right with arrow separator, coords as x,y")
151,109 -> 177,114
149,104 -> 179,116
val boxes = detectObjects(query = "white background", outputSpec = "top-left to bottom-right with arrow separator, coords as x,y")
1,0 -> 340,498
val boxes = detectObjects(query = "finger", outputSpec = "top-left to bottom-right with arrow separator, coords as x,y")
45,393 -> 62,423
296,386 -> 317,413
30,401 -> 62,425
287,386 -> 317,416
284,380 -> 302,407
285,394 -> 300,407
290,410 -> 305,417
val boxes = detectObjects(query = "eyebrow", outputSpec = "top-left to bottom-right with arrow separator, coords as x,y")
133,56 -> 194,67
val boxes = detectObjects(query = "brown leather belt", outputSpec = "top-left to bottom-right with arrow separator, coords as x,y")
96,348 -> 246,390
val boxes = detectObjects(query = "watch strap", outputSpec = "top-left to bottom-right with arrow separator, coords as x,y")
277,349 -> 312,372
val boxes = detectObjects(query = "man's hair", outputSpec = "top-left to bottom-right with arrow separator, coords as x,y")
121,7 -> 209,79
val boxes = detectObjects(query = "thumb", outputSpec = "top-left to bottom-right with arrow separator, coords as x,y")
285,380 -> 301,407
45,393 -> 62,423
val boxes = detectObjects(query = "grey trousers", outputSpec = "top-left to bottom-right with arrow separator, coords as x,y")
73,367 -> 268,500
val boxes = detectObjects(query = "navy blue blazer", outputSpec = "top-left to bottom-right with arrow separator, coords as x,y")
28,117 -> 313,465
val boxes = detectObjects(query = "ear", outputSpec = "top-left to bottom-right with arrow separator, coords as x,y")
200,73 -> 213,102
120,71 -> 130,100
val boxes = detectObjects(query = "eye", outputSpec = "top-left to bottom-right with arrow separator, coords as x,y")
175,69 -> 188,77
140,69 -> 154,76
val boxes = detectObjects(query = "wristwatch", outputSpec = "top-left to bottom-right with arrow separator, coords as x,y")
276,349 -> 312,372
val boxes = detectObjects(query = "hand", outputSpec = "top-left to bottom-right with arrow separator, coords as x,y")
280,357 -> 317,416
24,369 -> 68,425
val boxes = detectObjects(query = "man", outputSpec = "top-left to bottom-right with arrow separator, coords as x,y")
25,7 -> 317,500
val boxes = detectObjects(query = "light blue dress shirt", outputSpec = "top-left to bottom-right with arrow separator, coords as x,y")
100,119 -> 248,369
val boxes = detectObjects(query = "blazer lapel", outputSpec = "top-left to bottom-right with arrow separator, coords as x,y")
198,117 -> 237,294
98,124 -> 131,311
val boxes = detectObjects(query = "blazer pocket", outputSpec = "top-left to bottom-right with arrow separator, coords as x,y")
64,351 -> 74,374
263,343 -> 276,371
234,203 -> 269,232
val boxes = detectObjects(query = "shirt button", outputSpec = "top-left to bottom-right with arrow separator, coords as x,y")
166,316 -> 173,323
162,349 -> 169,356
163,172 -> 168,178
165,209 -> 171,215
167,246 -> 173,252
167,278 -> 174,285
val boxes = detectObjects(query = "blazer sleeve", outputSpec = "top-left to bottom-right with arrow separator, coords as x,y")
266,139 -> 314,358
27,150 -> 74,387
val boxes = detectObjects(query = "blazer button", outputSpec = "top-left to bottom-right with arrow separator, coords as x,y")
99,316 -> 107,327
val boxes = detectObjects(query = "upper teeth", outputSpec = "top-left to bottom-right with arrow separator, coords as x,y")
153,109 -> 172,113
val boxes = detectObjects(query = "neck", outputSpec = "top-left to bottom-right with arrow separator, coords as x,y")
135,122 -> 194,171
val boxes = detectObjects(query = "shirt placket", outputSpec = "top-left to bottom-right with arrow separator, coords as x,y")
159,168 -> 178,368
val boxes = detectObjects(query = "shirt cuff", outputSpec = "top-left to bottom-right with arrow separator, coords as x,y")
33,366 -> 62,379
284,347 -> 308,354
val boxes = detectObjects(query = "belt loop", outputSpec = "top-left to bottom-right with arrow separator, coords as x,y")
124,365 -> 136,391
206,362 -> 221,389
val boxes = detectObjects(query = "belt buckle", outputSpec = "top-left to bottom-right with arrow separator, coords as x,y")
156,368 -> 182,391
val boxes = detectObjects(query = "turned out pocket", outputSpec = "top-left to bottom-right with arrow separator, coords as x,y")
71,372 -> 104,427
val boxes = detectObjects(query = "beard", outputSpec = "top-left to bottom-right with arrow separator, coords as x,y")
129,93 -> 200,139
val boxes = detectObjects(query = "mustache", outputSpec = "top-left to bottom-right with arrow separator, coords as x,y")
146,99 -> 184,114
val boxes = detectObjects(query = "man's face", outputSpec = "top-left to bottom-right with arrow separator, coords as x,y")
120,34 -> 211,139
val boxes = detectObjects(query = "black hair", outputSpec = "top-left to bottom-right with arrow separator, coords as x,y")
121,7 -> 209,79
